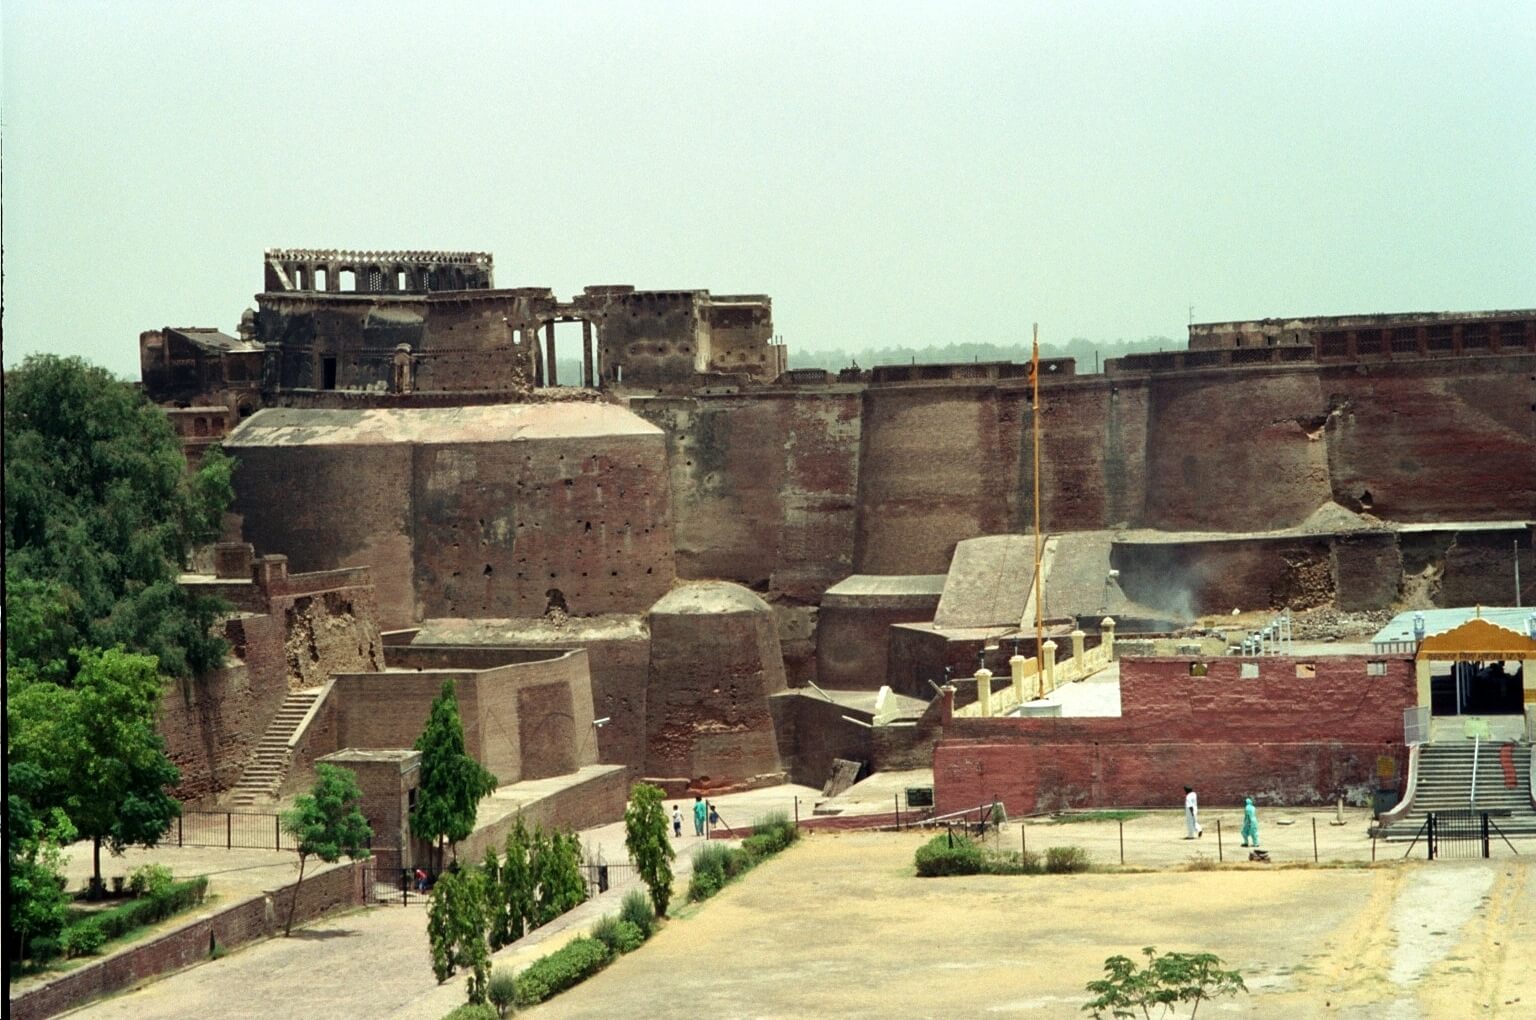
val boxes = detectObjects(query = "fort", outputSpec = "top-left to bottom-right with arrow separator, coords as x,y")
138,247 -> 1535,834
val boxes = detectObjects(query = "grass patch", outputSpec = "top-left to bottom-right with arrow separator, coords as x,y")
1047,810 -> 1145,824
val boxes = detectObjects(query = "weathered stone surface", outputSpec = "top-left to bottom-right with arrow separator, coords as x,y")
643,582 -> 787,785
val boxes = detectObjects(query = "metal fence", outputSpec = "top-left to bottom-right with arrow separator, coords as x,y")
169,810 -> 298,851
1402,810 -> 1520,860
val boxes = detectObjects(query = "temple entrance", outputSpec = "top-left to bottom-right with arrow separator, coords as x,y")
1428,659 -> 1526,716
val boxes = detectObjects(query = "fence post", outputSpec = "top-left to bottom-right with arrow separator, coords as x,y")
178,814 -> 184,848
1482,812 -> 1490,859
1216,819 -> 1223,863
794,797 -> 799,834
276,814 -> 281,850
1311,817 -> 1318,863
1118,820 -> 1124,865
227,812 -> 232,850
895,793 -> 901,831
1428,814 -> 1436,860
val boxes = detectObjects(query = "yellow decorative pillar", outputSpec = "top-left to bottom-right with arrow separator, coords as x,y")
976,667 -> 994,718
1010,652 -> 1027,704
1042,640 -> 1058,694
1071,628 -> 1086,676
1101,617 -> 1117,661
1415,658 -> 1432,708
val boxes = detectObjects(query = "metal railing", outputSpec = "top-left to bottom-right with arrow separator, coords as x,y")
169,810 -> 298,852
1402,810 -> 1520,860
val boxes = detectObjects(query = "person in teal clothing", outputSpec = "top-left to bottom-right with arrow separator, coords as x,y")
1241,797 -> 1260,847
693,795 -> 707,837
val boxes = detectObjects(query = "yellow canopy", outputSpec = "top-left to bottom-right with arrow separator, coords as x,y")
1416,617 -> 1536,662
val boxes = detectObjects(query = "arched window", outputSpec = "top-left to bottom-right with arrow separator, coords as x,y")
313,266 -> 329,291
367,266 -> 384,292
396,269 -> 408,291
339,268 -> 358,291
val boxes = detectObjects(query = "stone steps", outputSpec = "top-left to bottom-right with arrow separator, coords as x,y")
223,689 -> 321,806
1381,740 -> 1534,840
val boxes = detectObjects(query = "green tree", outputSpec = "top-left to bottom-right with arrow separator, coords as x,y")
623,784 -> 675,917
280,763 -> 373,936
4,354 -> 234,682
5,777 -> 78,963
411,682 -> 498,869
1083,946 -> 1247,1019
498,817 -> 535,945
9,649 -> 183,893
427,866 -> 492,1004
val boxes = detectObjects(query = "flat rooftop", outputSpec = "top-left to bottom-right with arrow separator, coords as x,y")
224,402 -> 662,446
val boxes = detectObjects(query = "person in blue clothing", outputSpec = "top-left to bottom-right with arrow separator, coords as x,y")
693,795 -> 707,837
1241,797 -> 1260,847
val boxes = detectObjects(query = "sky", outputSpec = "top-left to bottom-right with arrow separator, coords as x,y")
3,1 -> 1534,379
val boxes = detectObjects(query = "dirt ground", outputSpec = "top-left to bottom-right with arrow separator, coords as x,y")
49,806 -> 1534,1019
527,830 -> 1536,1020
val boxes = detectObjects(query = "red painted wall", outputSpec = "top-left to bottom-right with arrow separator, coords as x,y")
935,656 -> 1414,814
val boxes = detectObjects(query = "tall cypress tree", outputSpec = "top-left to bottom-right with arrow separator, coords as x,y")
411,681 -> 498,869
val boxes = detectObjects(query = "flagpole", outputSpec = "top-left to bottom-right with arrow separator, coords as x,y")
1032,323 -> 1044,698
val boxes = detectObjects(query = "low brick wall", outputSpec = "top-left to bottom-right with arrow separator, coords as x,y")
458,765 -> 629,862
9,860 -> 366,1020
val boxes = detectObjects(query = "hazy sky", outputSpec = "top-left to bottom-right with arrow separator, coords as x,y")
4,1 -> 1534,378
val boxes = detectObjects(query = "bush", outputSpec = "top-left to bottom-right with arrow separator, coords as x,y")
513,935 -> 610,1007
441,1005 -> 499,1020
127,862 -> 175,898
486,967 -> 518,1017
30,936 -> 61,964
610,920 -> 645,954
619,888 -> 654,937
749,812 -> 798,853
687,870 -> 721,903
590,914 -> 624,955
76,876 -> 210,945
62,919 -> 106,957
914,833 -> 985,877
981,850 -> 1042,875
1044,846 -> 1092,874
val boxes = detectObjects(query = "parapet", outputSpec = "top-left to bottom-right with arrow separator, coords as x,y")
263,248 -> 495,294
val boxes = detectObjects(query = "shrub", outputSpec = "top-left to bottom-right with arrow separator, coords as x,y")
590,914 -> 624,954
57,876 -> 210,953
30,937 -> 61,965
619,888 -> 654,937
513,935 -> 610,1007
981,850 -> 1042,875
62,919 -> 106,957
692,843 -> 731,883
1083,946 -> 1247,1018
750,812 -> 798,852
914,833 -> 984,877
1044,846 -> 1092,874
687,870 -> 721,903
127,862 -> 175,898
441,1005 -> 499,1020
610,920 -> 645,954
486,967 -> 518,1018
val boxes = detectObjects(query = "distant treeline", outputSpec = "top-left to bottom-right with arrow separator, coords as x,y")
786,337 -> 1181,375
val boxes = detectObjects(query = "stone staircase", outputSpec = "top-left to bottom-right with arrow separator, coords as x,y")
225,688 -> 320,807
1383,740 -> 1535,840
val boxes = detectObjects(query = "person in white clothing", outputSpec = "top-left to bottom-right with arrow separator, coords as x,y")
1183,785 -> 1203,839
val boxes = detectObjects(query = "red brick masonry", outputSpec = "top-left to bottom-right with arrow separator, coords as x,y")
934,656 -> 1415,816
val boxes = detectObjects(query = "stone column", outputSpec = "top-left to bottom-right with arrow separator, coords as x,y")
1010,652 -> 1027,704
1101,617 -> 1117,661
1071,628 -> 1086,673
975,668 -> 993,718
1042,640 -> 1058,694
1415,658 -> 1432,708
545,322 -> 558,386
582,321 -> 595,388
392,343 -> 414,394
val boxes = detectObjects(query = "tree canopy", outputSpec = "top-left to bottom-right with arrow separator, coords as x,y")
7,648 -> 183,890
412,681 -> 499,867
624,783 -> 675,917
4,353 -> 233,681
281,763 -> 372,935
